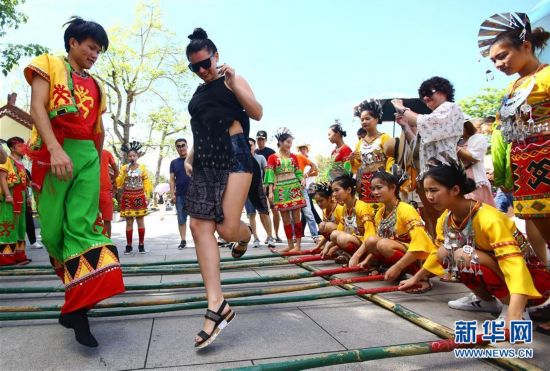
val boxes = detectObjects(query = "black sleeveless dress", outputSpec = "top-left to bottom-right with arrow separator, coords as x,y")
185,76 -> 251,222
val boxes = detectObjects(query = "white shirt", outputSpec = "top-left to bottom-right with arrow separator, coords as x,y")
465,134 -> 491,187
416,101 -> 464,170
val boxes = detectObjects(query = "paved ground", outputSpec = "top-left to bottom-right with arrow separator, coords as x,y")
0,209 -> 548,371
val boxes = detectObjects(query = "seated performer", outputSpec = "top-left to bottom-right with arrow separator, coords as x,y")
399,159 -> 550,322
349,168 -> 434,293
326,174 -> 375,264
116,141 -> 153,255
0,137 -> 30,266
264,128 -> 306,253
313,182 -> 343,254
24,17 -> 124,347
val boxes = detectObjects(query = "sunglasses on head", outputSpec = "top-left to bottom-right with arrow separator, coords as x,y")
176,144 -> 187,148
188,53 -> 214,73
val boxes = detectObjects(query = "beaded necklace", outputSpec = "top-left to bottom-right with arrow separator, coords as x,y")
441,201 -> 482,282
377,201 -> 399,239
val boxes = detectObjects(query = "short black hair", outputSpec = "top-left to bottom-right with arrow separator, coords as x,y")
357,128 -> 367,137
371,170 -> 400,199
7,137 -> 24,149
423,159 -> 476,195
175,138 -> 187,145
186,28 -> 218,58
332,174 -> 356,193
483,116 -> 496,124
418,76 -> 455,102
248,137 -> 256,145
329,123 -> 347,137
63,16 -> 109,53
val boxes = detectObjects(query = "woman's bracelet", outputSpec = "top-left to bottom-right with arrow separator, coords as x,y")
398,107 -> 410,115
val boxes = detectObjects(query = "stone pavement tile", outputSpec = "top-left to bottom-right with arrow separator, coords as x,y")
252,350 -> 499,370
0,318 -> 153,371
146,308 -> 346,368
145,360 -> 253,370
300,301 -> 441,349
368,292 -> 549,370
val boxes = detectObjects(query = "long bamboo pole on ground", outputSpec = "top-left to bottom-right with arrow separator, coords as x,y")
295,261 -> 541,371
0,284 -> 403,321
0,271 -> 317,294
0,275 -> 389,313
0,255 -> 327,277
0,252 -> 285,271
222,336 -> 497,371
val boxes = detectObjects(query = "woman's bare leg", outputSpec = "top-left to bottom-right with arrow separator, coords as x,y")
191,218 -> 229,342
217,172 -> 252,242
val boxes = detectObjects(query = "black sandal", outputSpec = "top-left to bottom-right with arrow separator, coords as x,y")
231,226 -> 252,259
195,300 -> 235,349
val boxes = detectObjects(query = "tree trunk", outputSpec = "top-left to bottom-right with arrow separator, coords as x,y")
154,130 -> 169,186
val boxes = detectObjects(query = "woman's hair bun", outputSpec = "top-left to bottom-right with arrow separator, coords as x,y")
188,28 -> 208,41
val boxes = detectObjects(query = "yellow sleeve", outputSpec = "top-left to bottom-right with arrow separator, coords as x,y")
116,165 -> 127,188
358,202 -> 376,238
380,134 -> 395,172
351,141 -> 361,174
399,203 -> 434,258
0,159 -> 11,173
422,212 -> 446,276
24,54 -> 51,85
141,165 -> 153,198
334,205 -> 344,225
480,212 -> 540,298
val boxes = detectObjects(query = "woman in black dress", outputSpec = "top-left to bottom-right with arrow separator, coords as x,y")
184,28 -> 263,349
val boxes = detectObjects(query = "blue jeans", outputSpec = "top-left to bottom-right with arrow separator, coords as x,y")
494,189 -> 513,213
302,189 -> 319,237
176,194 -> 189,225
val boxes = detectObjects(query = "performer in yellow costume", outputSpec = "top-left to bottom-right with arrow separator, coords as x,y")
400,159 -> 549,323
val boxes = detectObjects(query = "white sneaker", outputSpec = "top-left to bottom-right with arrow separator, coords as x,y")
252,239 -> 260,248
266,237 -> 276,248
448,293 -> 502,313
30,242 -> 43,249
496,305 -> 531,321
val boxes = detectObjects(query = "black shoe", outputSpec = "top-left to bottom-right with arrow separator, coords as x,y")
59,309 -> 98,347
124,245 -> 133,255
275,237 -> 283,243
178,240 -> 187,250
138,245 -> 148,254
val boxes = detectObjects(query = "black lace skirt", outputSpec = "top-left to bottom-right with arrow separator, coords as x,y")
185,133 -> 253,223
184,168 -> 229,223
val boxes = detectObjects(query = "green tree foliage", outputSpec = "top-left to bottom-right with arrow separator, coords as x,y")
0,0 -> 48,76
458,87 -> 507,118
146,106 -> 187,186
94,0 -> 191,161
314,154 -> 334,183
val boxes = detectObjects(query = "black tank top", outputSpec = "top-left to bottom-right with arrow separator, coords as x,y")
188,76 -> 250,170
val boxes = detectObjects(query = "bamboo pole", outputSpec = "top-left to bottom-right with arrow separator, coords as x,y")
0,265 -> 357,295
0,275 -> 387,313
296,262 -> 541,371
0,271 -> 317,294
0,256 -> 326,277
0,252 -> 282,271
0,281 -> 331,312
0,285 -> 403,321
222,336 -> 495,371
0,258 -> 296,277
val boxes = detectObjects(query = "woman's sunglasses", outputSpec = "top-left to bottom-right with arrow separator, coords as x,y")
176,144 -> 187,148
188,54 -> 214,73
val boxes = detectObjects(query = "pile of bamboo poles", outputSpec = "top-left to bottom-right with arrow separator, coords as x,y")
0,249 -> 540,370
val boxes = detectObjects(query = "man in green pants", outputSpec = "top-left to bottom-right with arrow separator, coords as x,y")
24,17 -> 124,347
